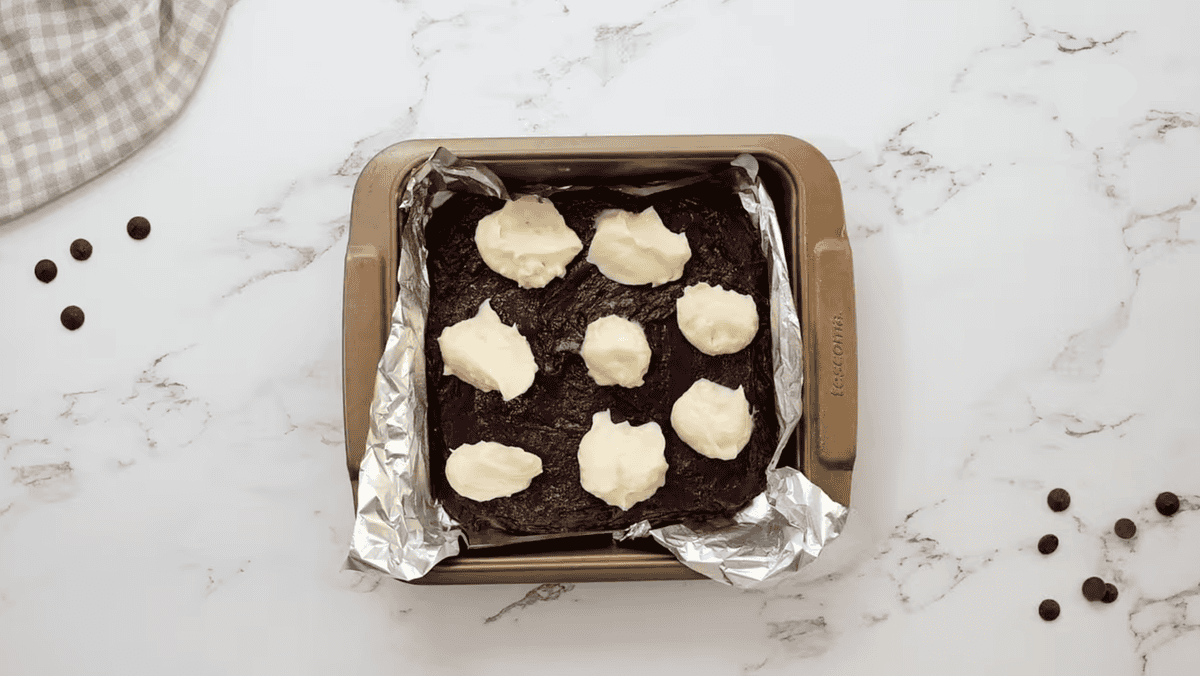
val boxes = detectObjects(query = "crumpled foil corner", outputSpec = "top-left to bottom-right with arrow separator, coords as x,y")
651,467 -> 848,588
346,147 -> 847,587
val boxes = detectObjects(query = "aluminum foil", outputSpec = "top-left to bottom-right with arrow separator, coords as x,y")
346,147 -> 847,587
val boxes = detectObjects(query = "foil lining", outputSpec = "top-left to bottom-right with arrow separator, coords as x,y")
346,147 -> 848,586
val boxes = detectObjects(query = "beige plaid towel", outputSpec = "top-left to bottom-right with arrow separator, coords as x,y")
1,0 -> 229,224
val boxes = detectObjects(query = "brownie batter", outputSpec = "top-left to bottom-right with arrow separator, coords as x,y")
423,179 -> 778,535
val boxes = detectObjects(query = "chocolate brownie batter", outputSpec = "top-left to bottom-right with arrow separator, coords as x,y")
423,179 -> 778,535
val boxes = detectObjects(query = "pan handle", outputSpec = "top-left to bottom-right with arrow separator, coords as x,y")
343,243 -> 386,483
812,238 -> 858,470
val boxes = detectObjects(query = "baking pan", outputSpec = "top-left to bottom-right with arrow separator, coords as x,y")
343,135 -> 857,584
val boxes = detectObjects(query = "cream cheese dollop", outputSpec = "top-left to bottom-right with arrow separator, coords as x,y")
580,315 -> 652,388
675,282 -> 759,356
577,410 -> 668,510
445,441 -> 543,502
437,299 -> 538,401
475,195 -> 583,289
670,379 -> 754,460
586,207 -> 691,286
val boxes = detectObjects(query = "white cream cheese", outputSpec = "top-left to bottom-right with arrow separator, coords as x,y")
445,441 -> 543,502
675,282 -> 759,356
580,315 -> 652,388
577,410 -> 668,510
586,207 -> 691,286
475,195 -> 583,289
437,299 -> 538,401
670,379 -> 754,460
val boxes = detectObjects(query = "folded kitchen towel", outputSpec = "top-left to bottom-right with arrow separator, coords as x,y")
0,0 -> 229,224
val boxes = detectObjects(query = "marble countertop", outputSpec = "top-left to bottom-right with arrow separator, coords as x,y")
2,0 -> 1198,673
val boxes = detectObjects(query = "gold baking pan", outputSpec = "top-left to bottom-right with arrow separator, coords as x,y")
343,135 -> 857,584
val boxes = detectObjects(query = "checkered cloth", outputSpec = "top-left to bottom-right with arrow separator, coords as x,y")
0,0 -> 229,224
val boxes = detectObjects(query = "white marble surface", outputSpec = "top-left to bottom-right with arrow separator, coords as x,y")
2,0 -> 1199,673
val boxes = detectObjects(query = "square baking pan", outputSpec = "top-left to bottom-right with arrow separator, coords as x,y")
343,135 -> 857,584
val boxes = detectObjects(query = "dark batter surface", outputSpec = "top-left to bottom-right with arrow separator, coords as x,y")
423,179 -> 778,535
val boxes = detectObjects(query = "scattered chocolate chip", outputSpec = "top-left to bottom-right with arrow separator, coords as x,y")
1156,492 -> 1180,516
69,238 -> 92,260
1082,576 -> 1106,602
60,305 -> 85,330
1038,534 -> 1059,555
1047,488 -> 1071,512
1038,599 -> 1060,621
34,259 -> 57,283
127,216 -> 151,240
1114,518 -> 1136,539
1102,583 -> 1119,604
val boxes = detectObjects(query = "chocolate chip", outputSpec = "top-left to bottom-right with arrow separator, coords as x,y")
60,306 -> 85,330
1038,599 -> 1060,621
34,259 -> 57,283
1156,492 -> 1180,516
1047,488 -> 1071,512
1082,576 -> 1106,602
1102,583 -> 1119,604
1038,534 -> 1059,555
127,216 -> 151,240
1114,518 -> 1136,539
70,238 -> 92,260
